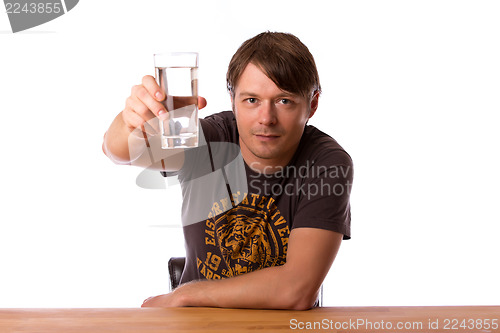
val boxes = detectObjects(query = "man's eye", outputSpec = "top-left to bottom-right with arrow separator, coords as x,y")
279,99 -> 291,105
247,98 -> 257,103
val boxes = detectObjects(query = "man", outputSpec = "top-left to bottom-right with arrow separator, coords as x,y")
103,32 -> 353,310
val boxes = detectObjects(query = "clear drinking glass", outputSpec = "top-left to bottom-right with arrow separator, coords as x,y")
154,52 -> 199,149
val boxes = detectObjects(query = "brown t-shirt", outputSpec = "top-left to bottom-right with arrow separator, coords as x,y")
170,111 -> 353,284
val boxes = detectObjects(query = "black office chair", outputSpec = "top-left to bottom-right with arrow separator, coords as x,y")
168,257 -> 186,291
167,256 -> 323,307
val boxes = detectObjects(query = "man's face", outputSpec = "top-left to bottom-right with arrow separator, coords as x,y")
232,63 -> 318,172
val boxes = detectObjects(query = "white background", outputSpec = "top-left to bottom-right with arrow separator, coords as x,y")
1,0 -> 499,307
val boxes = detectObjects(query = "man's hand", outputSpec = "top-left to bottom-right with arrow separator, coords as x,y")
123,75 -> 207,133
103,75 -> 207,164
141,293 -> 182,308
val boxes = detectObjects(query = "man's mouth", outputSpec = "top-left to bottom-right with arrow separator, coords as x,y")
254,134 -> 280,141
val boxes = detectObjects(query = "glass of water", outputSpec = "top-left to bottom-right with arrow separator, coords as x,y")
154,52 -> 199,149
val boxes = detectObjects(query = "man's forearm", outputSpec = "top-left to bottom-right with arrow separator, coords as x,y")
103,112 -> 137,164
142,229 -> 342,310
172,264 -> 318,310
104,112 -> 185,170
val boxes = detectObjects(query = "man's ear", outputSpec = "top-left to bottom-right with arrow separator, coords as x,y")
308,91 -> 320,119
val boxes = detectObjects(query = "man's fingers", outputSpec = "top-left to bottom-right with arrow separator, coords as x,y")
126,95 -> 155,121
142,75 -> 164,102
131,84 -> 166,117
142,296 -> 154,304
127,76 -> 206,134
122,106 -> 148,132
141,295 -> 161,307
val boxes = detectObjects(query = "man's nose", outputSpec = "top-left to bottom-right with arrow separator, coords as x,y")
258,101 -> 277,125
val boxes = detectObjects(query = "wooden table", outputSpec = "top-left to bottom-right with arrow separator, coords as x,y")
1,306 -> 499,333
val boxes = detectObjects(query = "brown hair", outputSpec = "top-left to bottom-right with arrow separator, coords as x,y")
226,32 -> 321,100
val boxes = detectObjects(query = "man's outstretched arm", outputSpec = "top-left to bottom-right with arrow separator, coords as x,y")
103,75 -> 207,170
141,228 -> 343,310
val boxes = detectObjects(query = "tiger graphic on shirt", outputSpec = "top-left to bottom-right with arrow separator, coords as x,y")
197,193 -> 290,279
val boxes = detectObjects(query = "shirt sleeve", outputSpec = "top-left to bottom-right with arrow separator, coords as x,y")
291,150 -> 353,240
200,111 -> 236,144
